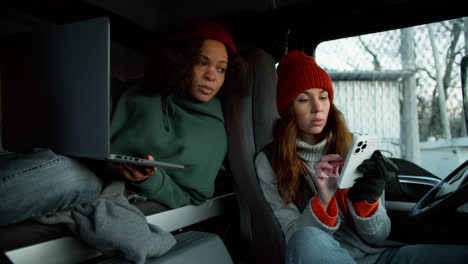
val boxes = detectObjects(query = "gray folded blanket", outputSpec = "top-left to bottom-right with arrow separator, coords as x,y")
39,180 -> 176,264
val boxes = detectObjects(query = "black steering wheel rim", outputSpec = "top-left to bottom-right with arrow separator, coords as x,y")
409,159 -> 468,219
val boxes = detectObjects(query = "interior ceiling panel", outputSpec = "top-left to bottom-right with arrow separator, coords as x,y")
85,0 -> 277,32
3,0 -> 468,60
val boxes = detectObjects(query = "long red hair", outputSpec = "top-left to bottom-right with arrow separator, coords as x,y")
270,102 -> 352,204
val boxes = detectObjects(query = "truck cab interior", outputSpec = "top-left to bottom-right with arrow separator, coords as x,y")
1,0 -> 468,263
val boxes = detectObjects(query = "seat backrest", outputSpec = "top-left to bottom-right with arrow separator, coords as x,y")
223,48 -> 285,264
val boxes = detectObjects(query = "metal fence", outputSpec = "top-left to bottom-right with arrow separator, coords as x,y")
329,73 -> 403,158
316,17 -> 467,141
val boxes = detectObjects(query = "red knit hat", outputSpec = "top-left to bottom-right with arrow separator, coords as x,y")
182,18 -> 237,53
276,50 -> 333,115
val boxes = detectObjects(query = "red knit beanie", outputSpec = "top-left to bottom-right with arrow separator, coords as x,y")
183,18 -> 237,53
276,50 -> 333,115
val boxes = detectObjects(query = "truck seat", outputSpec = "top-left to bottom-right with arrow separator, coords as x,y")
223,48 -> 286,264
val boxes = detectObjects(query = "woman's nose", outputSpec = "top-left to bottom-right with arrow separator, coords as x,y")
204,67 -> 216,81
310,98 -> 322,112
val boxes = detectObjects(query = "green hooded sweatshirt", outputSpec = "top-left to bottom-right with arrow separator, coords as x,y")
110,79 -> 227,208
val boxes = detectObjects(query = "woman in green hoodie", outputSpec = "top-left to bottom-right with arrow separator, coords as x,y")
110,18 -> 244,208
0,18 -> 243,226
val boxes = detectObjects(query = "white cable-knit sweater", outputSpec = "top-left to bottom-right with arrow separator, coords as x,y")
255,139 -> 402,264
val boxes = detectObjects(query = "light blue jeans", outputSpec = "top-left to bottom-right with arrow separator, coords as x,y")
286,226 -> 468,264
286,226 -> 356,264
0,148 -> 103,226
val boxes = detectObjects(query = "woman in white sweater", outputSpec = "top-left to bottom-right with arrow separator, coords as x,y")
255,50 -> 468,264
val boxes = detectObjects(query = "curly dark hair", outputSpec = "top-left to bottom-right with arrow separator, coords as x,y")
143,36 -> 245,98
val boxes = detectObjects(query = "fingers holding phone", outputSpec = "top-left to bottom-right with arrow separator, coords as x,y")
114,155 -> 157,182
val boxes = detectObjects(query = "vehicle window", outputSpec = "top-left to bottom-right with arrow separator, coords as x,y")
316,16 -> 468,179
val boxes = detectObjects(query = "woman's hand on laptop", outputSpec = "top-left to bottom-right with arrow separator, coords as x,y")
114,155 -> 156,182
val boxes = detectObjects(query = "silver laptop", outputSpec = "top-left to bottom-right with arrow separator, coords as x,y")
0,17 -> 183,169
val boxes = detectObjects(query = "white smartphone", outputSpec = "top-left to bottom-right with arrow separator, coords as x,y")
337,134 -> 378,189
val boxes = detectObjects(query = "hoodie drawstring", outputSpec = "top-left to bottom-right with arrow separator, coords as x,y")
161,95 -> 174,132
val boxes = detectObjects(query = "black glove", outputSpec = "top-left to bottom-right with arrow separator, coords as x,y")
347,150 -> 399,203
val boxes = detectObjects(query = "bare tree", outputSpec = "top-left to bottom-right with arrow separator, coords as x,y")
441,19 -> 463,93
428,24 -> 451,139
358,36 -> 382,71
442,19 -> 464,138
421,19 -> 464,139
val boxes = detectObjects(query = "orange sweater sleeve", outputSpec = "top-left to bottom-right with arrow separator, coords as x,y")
336,188 -> 379,218
311,197 -> 339,227
352,200 -> 379,218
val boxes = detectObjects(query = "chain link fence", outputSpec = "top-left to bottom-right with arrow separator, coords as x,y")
316,17 -> 467,141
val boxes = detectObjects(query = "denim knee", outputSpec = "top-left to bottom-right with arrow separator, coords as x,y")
286,226 -> 356,264
288,226 -> 340,252
0,148 -> 103,226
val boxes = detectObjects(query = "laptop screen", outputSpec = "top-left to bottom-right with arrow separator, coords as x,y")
1,17 -> 110,159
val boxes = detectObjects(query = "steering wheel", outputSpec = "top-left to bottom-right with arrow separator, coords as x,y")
409,159 -> 468,219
